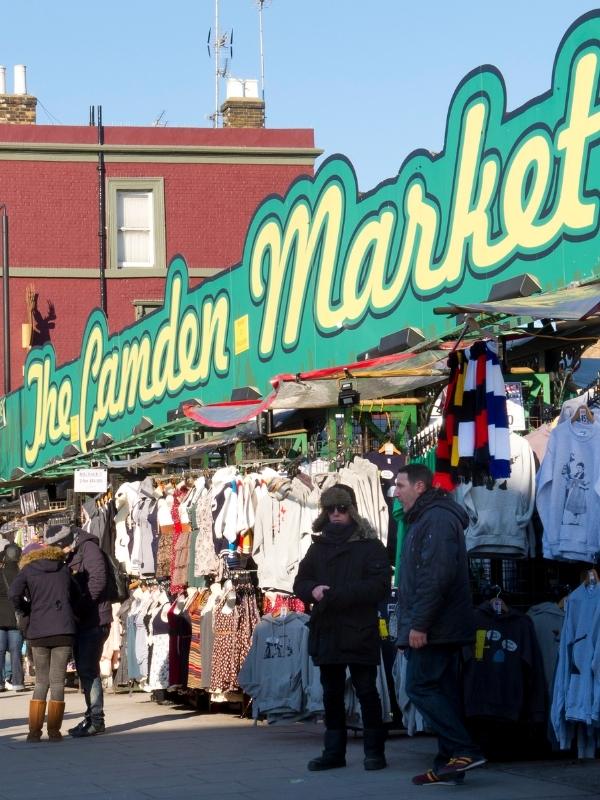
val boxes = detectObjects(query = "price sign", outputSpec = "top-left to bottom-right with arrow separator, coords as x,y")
74,469 -> 108,494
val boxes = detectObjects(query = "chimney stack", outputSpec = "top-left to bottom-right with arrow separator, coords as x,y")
0,64 -> 37,124
220,78 -> 265,128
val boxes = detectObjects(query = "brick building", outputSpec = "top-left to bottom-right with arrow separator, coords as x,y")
0,77 -> 319,395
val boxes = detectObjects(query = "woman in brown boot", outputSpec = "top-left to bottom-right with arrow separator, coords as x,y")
9,528 -> 77,742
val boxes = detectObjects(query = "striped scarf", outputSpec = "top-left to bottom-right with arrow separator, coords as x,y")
434,340 -> 511,488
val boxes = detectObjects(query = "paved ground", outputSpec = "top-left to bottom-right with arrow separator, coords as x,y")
1,687 -> 599,799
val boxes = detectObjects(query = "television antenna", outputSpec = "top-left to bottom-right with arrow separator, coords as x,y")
207,0 -> 234,127
255,0 -> 272,103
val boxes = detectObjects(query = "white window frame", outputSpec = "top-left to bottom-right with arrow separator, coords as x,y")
133,299 -> 164,321
106,178 -> 166,274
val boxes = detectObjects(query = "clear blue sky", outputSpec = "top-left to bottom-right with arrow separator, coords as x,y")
1,1 -> 599,190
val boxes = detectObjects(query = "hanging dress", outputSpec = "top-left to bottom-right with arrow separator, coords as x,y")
148,603 -> 171,691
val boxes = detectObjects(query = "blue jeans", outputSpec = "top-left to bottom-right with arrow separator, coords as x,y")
0,628 -> 24,688
405,644 -> 480,770
73,625 -> 109,726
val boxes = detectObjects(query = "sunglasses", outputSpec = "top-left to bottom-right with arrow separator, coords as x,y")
324,504 -> 349,514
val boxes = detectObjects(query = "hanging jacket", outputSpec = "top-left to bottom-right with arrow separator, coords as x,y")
293,518 -> 391,666
527,601 -> 565,697
8,546 -> 76,639
395,489 -> 475,646
551,583 -> 600,755
83,498 -> 105,543
463,603 -> 546,723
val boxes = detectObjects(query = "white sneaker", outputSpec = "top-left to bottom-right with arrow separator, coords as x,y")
5,681 -> 12,690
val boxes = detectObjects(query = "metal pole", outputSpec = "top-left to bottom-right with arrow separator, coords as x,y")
258,0 -> 266,102
214,0 -> 220,127
1,205 -> 10,395
97,105 -> 107,315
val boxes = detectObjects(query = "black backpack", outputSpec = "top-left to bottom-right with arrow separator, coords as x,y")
103,551 -> 129,603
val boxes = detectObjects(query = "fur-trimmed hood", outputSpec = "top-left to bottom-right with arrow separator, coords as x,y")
312,484 -> 378,540
19,546 -> 66,570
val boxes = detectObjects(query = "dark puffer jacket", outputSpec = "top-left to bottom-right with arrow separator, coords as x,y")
395,489 -> 475,647
0,561 -> 19,628
293,517 -> 391,666
68,530 -> 111,629
8,546 -> 76,639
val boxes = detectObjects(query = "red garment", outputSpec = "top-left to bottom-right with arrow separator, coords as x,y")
170,486 -> 190,593
263,594 -> 306,614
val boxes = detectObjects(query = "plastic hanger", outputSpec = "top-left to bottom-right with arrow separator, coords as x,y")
490,586 -> 509,615
379,438 -> 401,456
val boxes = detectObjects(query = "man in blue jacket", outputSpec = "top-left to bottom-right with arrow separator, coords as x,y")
395,464 -> 485,786
61,525 -> 111,737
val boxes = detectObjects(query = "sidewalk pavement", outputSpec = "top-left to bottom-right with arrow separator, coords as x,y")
1,687 -> 599,800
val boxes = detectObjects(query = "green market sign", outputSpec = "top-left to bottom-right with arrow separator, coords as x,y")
2,11 -> 600,477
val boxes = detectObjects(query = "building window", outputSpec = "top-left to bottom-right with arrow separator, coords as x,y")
117,191 -> 153,267
107,178 -> 166,273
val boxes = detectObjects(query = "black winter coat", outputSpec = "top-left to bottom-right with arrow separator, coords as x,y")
0,562 -> 19,628
68,530 -> 111,629
8,546 -> 76,640
396,489 -> 475,647
293,522 -> 391,666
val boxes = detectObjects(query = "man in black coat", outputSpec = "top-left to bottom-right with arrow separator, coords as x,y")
394,464 -> 485,786
294,484 -> 391,772
50,525 -> 111,737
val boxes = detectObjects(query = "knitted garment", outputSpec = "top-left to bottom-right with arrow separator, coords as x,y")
435,340 -> 510,488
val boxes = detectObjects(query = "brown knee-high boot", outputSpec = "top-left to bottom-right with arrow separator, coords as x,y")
27,700 -> 46,742
47,700 -> 65,741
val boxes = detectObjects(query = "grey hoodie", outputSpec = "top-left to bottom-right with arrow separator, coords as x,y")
237,611 -> 313,719
455,432 -> 536,557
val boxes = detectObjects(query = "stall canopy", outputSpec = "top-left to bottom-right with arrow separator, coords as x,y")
183,348 -> 449,429
434,280 -> 600,321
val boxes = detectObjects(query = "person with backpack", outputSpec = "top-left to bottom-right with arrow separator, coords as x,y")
47,524 -> 111,737
8,536 -> 76,741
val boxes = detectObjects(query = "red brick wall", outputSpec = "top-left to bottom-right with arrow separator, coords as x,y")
0,125 -> 317,392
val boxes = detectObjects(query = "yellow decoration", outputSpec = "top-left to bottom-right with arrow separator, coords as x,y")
234,315 -> 250,355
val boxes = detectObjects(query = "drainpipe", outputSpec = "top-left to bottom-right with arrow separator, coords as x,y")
97,105 -> 107,315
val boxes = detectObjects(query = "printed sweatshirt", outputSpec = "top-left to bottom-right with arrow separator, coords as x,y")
463,604 -> 546,723
252,479 -> 317,592
237,612 -> 312,719
455,432 -> 535,557
537,420 -> 600,561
